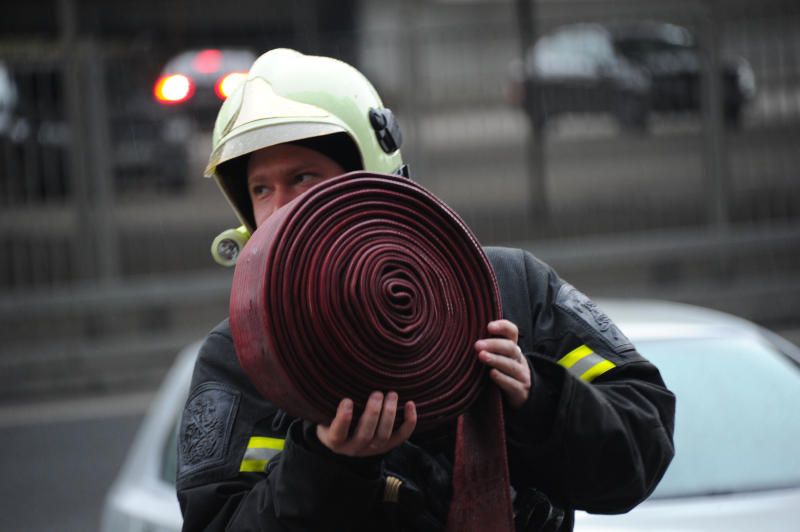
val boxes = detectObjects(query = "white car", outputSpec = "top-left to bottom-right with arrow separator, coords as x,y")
101,300 -> 800,531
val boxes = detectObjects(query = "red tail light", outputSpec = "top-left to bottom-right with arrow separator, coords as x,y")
215,72 -> 247,100
154,74 -> 195,104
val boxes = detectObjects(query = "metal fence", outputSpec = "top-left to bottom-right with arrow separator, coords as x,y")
357,1 -> 800,241
1,0 -> 799,399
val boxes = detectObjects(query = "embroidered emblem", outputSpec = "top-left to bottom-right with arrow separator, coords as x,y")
555,283 -> 632,352
178,382 -> 240,477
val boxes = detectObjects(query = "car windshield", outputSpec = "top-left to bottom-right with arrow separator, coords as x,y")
539,28 -> 614,60
640,334 -> 800,499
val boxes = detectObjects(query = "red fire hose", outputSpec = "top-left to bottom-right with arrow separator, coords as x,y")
230,171 -> 514,532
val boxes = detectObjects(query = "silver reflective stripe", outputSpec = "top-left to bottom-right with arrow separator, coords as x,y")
243,447 -> 281,462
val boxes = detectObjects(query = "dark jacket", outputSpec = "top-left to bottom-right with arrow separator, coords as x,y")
176,247 -> 675,531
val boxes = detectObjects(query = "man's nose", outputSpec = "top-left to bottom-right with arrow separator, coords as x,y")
273,186 -> 302,209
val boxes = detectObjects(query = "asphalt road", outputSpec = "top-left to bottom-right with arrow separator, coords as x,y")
0,397 -> 149,532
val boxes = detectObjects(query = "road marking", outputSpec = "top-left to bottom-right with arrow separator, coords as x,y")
0,391 -> 155,427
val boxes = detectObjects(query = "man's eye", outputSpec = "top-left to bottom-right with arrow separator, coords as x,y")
251,185 -> 270,197
295,173 -> 318,184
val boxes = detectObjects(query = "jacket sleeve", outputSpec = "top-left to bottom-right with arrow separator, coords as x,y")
489,248 -> 676,514
176,322 -> 385,532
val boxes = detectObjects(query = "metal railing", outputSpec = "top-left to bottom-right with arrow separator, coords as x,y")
1,0 -> 799,398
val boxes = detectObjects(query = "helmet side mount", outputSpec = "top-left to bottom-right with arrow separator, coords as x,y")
369,108 -> 403,154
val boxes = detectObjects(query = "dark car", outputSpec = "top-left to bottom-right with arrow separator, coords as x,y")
0,60 -> 191,202
0,48 -> 255,202
510,22 -> 755,131
609,21 -> 755,126
153,48 -> 255,130
509,23 -> 651,131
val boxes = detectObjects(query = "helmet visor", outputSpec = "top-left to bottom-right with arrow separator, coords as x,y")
205,121 -> 346,177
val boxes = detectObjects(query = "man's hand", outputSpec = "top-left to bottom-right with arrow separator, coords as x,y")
316,391 -> 417,457
476,320 -> 531,409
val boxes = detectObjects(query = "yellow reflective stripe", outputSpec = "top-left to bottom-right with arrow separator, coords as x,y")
558,344 -> 594,368
248,436 -> 285,451
239,436 -> 285,473
558,344 -> 617,383
580,359 -> 616,382
240,459 -> 269,472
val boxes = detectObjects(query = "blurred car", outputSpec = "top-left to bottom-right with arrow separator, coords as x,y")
0,61 -> 17,136
100,340 -> 196,532
510,23 -> 652,131
0,49 -> 255,202
101,300 -> 800,531
509,22 -> 755,131
0,61 -> 190,201
153,48 -> 256,130
609,21 -> 755,126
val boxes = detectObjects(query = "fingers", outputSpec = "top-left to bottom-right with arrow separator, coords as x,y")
320,398 -> 353,447
390,401 -> 417,445
476,338 -> 523,361
375,392 -> 398,441
487,319 -> 519,343
352,391 -> 384,445
317,392 -> 416,457
477,347 -> 526,378
477,319 -> 531,409
489,368 -> 529,408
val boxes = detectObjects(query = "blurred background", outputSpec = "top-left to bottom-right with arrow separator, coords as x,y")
0,0 -> 798,530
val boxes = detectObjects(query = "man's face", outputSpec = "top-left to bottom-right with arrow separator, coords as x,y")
247,143 -> 346,227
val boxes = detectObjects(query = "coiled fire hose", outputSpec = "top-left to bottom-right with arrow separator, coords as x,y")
230,172 -> 514,532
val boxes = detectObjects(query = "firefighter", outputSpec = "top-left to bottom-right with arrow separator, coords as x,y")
176,48 -> 675,532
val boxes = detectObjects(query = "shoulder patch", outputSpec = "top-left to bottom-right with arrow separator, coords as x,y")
178,382 -> 240,478
555,282 -> 632,352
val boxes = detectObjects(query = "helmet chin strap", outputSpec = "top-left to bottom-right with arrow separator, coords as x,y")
394,164 -> 411,179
